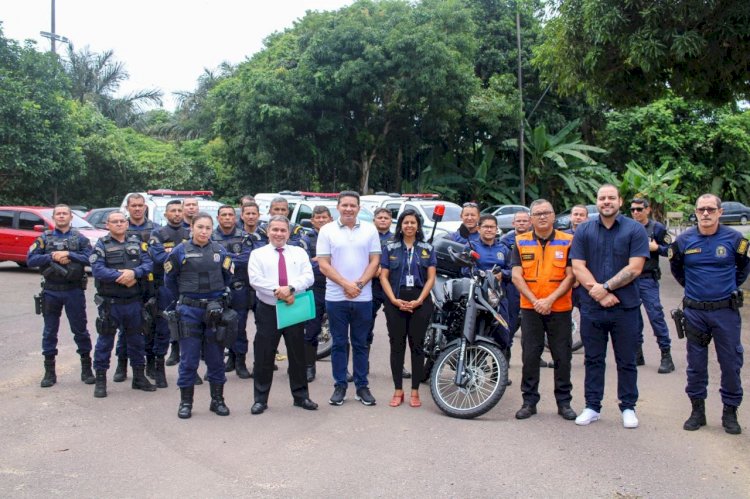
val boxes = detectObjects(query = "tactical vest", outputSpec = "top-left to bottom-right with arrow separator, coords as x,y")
95,235 -> 143,298
41,229 -> 85,285
126,220 -> 155,243
178,241 -> 226,294
384,240 -> 433,294
211,229 -> 248,281
152,224 -> 190,275
516,230 -> 573,312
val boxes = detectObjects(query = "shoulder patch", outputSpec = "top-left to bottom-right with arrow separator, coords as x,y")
663,233 -> 672,245
141,242 -> 148,252
36,237 -> 45,249
738,238 -> 748,256
222,256 -> 232,270
89,253 -> 98,264
668,247 -> 674,260
29,242 -> 37,252
164,261 -> 173,273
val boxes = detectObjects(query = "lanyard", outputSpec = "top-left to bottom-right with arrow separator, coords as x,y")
405,246 -> 415,277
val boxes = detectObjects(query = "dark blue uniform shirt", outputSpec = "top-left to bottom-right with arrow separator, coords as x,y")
381,241 -> 437,290
449,228 -> 481,246
569,214 -> 650,309
164,242 -> 233,301
468,237 -> 508,273
27,228 -> 92,268
669,226 -> 750,301
90,237 -> 153,282
210,227 -> 253,283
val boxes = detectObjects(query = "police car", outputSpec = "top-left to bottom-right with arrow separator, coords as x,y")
119,190 -> 224,226
288,192 -> 375,227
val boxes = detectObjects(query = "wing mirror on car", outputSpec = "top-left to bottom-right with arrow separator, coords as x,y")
33,225 -> 45,232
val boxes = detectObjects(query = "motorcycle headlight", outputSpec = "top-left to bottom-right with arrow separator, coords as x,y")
487,288 -> 500,309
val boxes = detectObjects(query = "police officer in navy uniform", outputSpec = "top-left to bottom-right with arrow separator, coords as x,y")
27,204 -> 96,388
111,193 -> 161,383
670,194 -> 750,434
263,196 -> 305,247
241,201 -> 269,248
165,212 -> 234,419
149,200 -> 191,383
300,205 -> 333,382
211,205 -> 254,379
629,197 -> 675,373
379,209 -> 437,408
90,211 -> 156,397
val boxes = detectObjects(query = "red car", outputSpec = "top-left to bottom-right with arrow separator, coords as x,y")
0,206 -> 108,266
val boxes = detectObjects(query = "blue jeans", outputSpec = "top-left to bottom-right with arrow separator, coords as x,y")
326,300 -> 373,389
636,277 -> 671,350
580,306 -> 640,412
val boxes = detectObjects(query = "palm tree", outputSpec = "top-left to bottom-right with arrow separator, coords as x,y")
504,119 -> 612,207
63,46 -> 162,126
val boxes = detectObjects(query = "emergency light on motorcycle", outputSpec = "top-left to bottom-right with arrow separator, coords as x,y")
432,204 -> 445,222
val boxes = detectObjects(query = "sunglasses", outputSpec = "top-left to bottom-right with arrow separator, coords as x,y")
695,207 -> 718,214
462,202 -> 479,208
531,211 -> 553,218
630,207 -> 645,212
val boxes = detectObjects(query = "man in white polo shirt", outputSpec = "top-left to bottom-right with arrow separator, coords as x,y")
317,191 -> 381,406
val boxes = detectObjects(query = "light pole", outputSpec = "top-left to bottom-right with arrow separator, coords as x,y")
40,0 -> 73,54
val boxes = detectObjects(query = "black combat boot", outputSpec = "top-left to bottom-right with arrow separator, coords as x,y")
40,355 -> 56,388
224,351 -> 236,373
80,353 -> 96,384
636,346 -> 645,366
178,386 -> 194,419
145,355 -> 156,379
113,356 -> 128,382
722,405 -> 742,435
658,349 -> 675,374
235,353 -> 252,379
305,343 -> 317,382
154,356 -> 168,388
165,342 -> 180,366
683,398 -> 706,431
94,370 -> 107,398
131,366 -> 157,392
209,383 -> 230,416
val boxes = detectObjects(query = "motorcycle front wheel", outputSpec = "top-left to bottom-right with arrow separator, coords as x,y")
316,313 -> 332,360
430,342 -> 508,419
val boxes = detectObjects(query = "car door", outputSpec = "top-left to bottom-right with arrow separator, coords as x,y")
17,210 -> 49,262
0,209 -> 15,261
721,202 -> 736,223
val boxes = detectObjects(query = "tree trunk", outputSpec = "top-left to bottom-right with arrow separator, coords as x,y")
395,146 -> 403,192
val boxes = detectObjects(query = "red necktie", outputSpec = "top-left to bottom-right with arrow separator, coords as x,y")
276,247 -> 288,287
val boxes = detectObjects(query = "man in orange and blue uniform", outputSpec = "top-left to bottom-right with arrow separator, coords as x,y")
511,199 -> 576,421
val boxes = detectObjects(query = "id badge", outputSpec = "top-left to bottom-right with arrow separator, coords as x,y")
405,275 -> 415,288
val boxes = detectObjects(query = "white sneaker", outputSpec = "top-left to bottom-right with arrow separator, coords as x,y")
575,408 -> 601,426
622,409 -> 639,428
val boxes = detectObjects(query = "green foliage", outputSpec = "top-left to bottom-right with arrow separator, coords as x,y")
620,160 -> 689,219
535,0 -> 750,106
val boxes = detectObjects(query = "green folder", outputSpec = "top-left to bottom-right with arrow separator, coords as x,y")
276,290 -> 316,329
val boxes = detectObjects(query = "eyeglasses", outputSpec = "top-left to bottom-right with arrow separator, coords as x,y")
530,211 -> 553,218
695,207 -> 718,214
108,220 -> 128,224
630,207 -> 645,212
480,225 -> 497,230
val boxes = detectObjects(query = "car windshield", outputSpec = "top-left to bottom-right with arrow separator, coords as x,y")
40,209 -> 94,229
423,203 -> 462,222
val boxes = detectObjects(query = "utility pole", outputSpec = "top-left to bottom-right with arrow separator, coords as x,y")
516,4 -> 525,206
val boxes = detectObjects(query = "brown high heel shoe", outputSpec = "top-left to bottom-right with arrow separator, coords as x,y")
389,391 -> 405,407
410,392 -> 421,408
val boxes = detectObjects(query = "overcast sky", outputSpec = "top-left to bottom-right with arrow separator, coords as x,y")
0,0 -> 352,110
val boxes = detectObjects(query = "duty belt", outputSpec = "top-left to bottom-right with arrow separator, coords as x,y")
43,282 -> 78,291
683,298 -> 732,311
96,295 -> 142,305
179,296 -> 223,308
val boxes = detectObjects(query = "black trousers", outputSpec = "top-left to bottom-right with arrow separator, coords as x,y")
253,301 -> 308,403
520,309 -> 573,406
383,287 -> 434,390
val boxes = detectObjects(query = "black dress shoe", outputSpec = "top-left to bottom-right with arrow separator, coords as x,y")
557,404 -> 577,421
293,398 -> 319,410
515,404 -> 537,420
251,402 -> 267,415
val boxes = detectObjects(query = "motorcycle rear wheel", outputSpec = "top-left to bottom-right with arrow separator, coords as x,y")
430,342 -> 508,419
316,313 -> 332,360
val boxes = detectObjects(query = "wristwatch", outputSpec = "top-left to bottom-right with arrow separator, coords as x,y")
356,282 -> 365,290
288,286 -> 296,294
602,282 -> 610,291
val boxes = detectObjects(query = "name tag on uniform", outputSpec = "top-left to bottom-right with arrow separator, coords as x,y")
406,275 -> 415,287
555,250 -> 564,259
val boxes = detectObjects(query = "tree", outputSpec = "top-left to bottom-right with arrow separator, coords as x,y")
64,46 -> 162,126
0,29 -> 83,205
534,0 -> 750,106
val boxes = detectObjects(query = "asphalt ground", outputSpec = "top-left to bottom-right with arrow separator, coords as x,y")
0,256 -> 749,498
